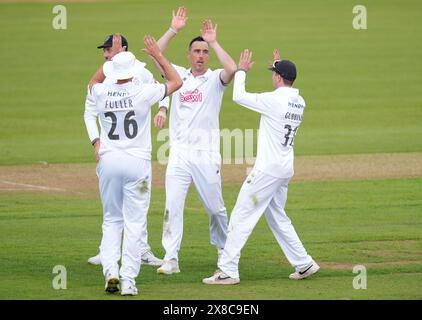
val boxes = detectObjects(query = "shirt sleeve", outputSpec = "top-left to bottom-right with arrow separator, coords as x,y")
216,69 -> 228,91
83,85 -> 100,143
136,63 -> 170,110
232,70 -> 272,117
138,64 -> 155,84
143,83 -> 167,107
159,94 -> 170,110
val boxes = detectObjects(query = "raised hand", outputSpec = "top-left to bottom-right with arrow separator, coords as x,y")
142,35 -> 162,59
200,19 -> 217,44
238,49 -> 254,72
154,108 -> 167,129
267,48 -> 280,68
110,33 -> 125,56
273,48 -> 280,61
171,6 -> 188,32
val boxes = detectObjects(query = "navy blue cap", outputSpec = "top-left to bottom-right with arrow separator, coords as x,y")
269,60 -> 297,81
97,34 -> 129,49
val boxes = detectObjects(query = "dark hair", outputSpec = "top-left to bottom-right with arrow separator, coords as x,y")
282,77 -> 294,86
271,69 -> 294,86
188,36 -> 206,49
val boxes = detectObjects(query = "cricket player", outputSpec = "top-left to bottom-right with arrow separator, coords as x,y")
150,7 -> 237,274
84,36 -> 182,295
86,34 -> 167,267
203,49 -> 319,285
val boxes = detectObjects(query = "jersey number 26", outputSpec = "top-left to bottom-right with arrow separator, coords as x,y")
104,111 -> 138,140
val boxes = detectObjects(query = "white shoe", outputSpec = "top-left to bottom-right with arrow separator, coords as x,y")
104,274 -> 120,293
141,251 -> 163,266
289,261 -> 320,280
202,269 -> 240,285
87,253 -> 101,265
120,280 -> 138,296
157,259 -> 180,275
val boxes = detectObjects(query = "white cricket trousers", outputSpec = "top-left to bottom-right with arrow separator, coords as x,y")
96,152 -> 151,284
218,170 -> 313,279
162,147 -> 228,261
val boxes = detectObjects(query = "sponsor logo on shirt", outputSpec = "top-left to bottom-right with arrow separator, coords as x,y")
107,91 -> 128,97
288,101 -> 304,109
179,89 -> 202,103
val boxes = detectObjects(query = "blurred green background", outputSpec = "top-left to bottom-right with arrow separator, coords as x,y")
0,0 -> 421,165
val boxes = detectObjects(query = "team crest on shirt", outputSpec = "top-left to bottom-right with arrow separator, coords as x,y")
179,89 -> 202,103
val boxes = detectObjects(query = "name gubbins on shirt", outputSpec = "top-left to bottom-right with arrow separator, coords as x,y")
179,89 -> 203,103
105,98 -> 134,110
285,112 -> 303,121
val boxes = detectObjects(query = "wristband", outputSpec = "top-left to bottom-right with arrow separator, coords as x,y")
91,138 -> 100,146
169,27 -> 178,34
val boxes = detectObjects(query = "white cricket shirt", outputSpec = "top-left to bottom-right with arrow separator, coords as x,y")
233,70 -> 306,178
169,65 -> 227,152
84,59 -> 169,156
85,79 -> 166,160
85,60 -> 168,120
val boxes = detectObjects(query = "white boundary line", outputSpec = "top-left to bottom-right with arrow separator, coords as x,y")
0,180 -> 84,195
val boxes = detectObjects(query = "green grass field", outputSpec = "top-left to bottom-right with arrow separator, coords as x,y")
0,0 -> 421,300
1,179 -> 421,299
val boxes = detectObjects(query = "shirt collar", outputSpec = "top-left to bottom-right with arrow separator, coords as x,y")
276,86 -> 299,95
136,59 -> 146,68
187,68 -> 211,80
